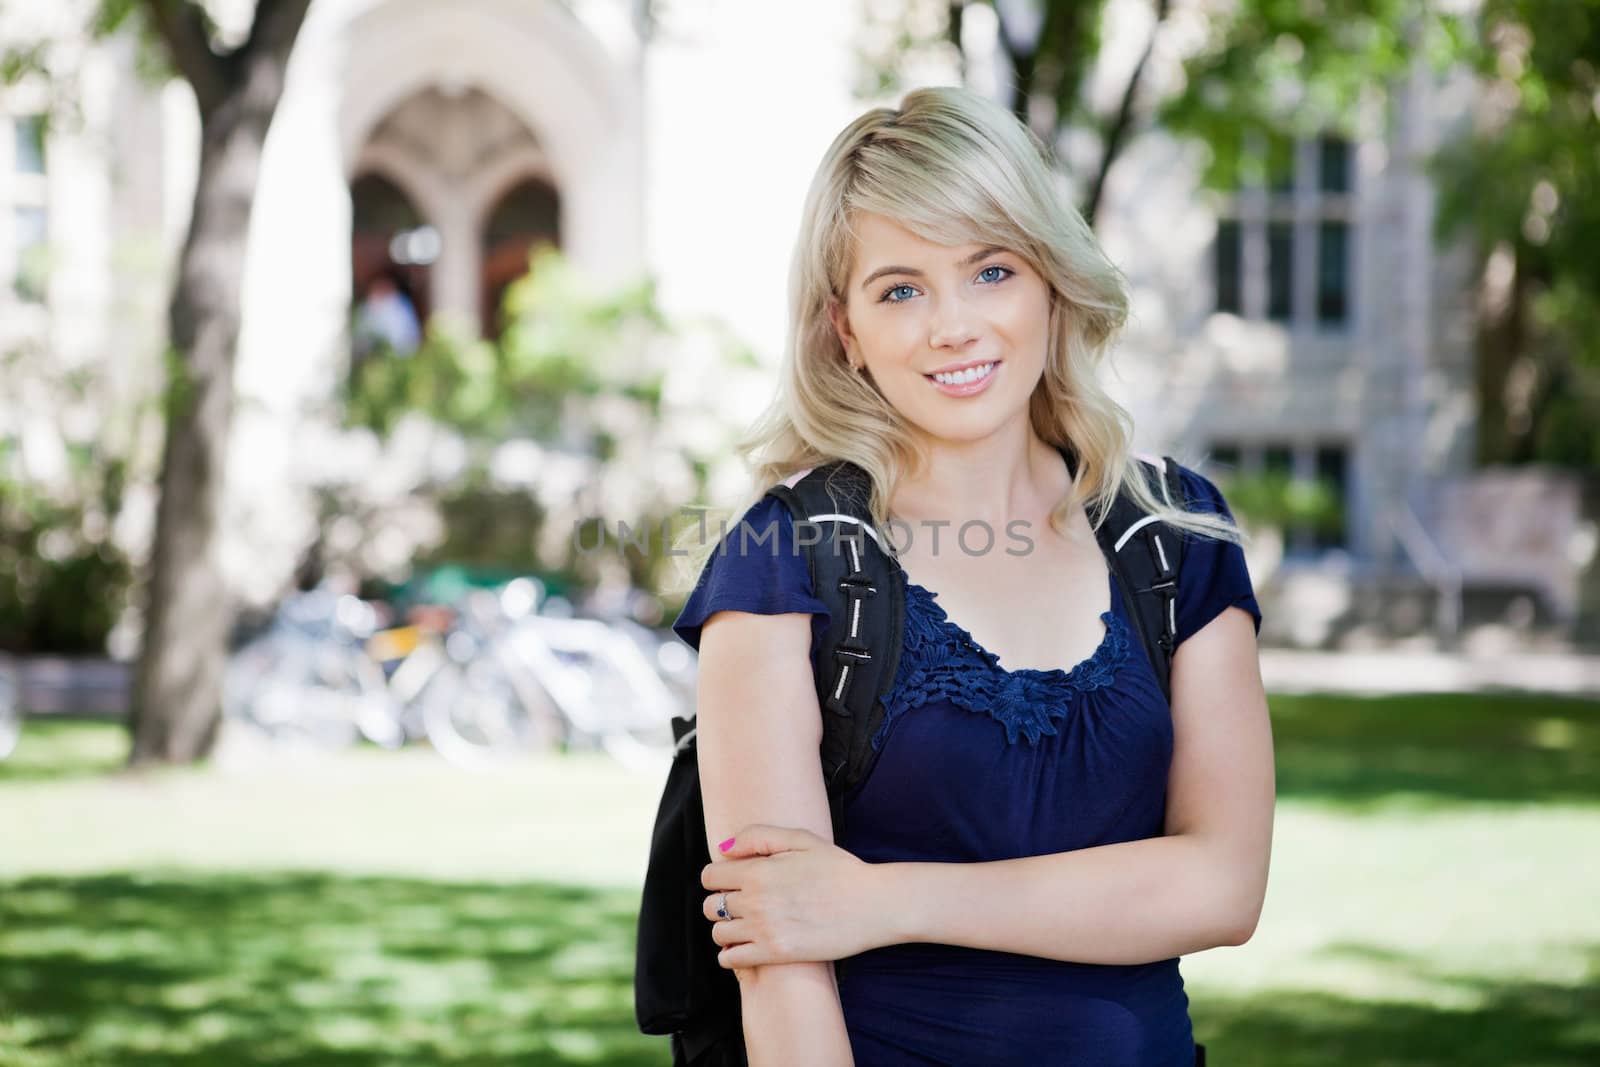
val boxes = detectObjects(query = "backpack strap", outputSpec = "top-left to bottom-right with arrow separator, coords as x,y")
1075,446 -> 1189,705
765,461 -> 904,844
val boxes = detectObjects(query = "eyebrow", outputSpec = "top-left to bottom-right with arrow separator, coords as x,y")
858,245 -> 1012,292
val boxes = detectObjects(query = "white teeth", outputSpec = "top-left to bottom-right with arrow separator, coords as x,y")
931,362 -> 995,386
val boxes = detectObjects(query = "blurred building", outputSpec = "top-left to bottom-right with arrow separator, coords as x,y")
0,0 -> 1587,648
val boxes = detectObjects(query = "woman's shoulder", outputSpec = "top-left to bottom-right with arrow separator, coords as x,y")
669,491 -> 832,653
1142,458 -> 1260,645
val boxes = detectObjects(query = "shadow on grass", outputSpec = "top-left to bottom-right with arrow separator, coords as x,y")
5,871 -> 1596,1067
1271,692 -> 1600,810
1193,942 -> 1600,1067
0,871 -> 671,1066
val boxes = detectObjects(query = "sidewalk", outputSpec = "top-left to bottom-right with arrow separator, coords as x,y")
1259,647 -> 1600,698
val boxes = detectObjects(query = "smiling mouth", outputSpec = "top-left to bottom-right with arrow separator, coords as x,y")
924,360 -> 1000,386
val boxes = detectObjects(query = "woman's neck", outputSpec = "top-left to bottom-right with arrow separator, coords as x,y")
889,428 -> 1071,533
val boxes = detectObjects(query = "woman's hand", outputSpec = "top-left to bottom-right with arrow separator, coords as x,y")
701,825 -> 892,968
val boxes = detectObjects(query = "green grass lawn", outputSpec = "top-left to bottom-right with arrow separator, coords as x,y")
1,692 -> 1597,1066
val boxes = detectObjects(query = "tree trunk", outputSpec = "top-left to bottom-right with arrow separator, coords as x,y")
1472,242 -> 1525,466
128,2 -> 310,765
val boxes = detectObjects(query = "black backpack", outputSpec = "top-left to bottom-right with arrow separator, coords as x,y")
634,444 -> 1202,1066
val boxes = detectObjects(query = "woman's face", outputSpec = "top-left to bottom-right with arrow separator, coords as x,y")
829,211 -> 1053,445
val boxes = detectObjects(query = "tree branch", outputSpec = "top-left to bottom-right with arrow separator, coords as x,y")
1084,0 -> 1171,228
241,0 -> 315,69
139,0 -> 228,116
992,5 -> 1037,132
946,2 -> 967,85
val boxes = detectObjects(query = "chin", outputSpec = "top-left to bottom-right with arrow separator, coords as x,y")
904,400 -> 1031,445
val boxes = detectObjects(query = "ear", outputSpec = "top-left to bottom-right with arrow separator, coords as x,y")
827,296 -> 856,356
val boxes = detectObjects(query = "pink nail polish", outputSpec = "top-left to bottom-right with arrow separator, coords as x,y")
719,837 -> 735,853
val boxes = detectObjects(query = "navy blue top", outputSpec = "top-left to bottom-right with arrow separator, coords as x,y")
672,461 -> 1262,1066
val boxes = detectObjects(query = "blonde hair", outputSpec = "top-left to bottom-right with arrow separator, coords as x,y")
668,85 -> 1244,593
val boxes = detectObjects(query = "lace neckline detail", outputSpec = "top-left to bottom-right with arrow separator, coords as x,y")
903,569 -> 1120,679
873,566 -> 1130,749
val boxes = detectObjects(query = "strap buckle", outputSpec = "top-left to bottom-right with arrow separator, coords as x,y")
834,641 -> 872,664
838,573 -> 878,597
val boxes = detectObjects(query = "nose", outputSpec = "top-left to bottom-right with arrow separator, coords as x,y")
927,291 -> 979,351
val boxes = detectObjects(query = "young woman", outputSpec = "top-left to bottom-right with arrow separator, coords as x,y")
669,85 -> 1274,1066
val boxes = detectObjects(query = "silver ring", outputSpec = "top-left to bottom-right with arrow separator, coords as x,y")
716,892 -> 730,920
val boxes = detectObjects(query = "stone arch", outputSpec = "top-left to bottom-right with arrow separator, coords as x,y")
481,176 -> 562,337
348,170 -> 433,326
335,0 -> 640,288
349,84 -> 552,330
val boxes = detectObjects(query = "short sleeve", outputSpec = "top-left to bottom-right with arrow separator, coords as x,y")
1172,464 -> 1263,647
670,494 -> 832,666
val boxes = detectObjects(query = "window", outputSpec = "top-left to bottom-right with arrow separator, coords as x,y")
1210,130 -> 1355,330
7,113 -> 49,303
1266,222 -> 1293,322
1318,135 -> 1351,194
13,204 -> 48,301
1312,444 -> 1349,550
1208,442 -> 1242,472
1214,218 -> 1242,314
1266,131 -> 1295,194
1263,444 -> 1294,476
13,115 -> 45,175
1317,220 -> 1349,324
1204,438 -> 1351,556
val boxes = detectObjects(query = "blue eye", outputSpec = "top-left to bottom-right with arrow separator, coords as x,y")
877,265 -> 1013,305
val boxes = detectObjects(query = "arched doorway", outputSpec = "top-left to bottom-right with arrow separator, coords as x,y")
481,177 -> 561,339
349,172 -> 431,375
350,173 -> 432,318
349,85 -> 553,338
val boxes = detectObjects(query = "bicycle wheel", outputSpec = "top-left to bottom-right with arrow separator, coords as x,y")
582,655 -> 676,772
525,619 -> 678,773
344,652 -> 405,750
224,633 -> 362,750
419,655 -> 542,769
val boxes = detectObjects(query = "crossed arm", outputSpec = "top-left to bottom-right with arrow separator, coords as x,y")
696,608 -> 855,1066
695,603 -> 1273,1061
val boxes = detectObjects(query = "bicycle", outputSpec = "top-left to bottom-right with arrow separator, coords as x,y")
416,579 -> 681,772
223,585 -> 403,751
